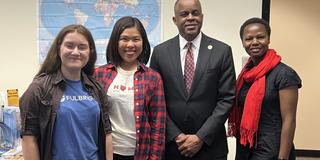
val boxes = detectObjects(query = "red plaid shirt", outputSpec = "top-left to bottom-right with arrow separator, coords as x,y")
95,63 -> 166,160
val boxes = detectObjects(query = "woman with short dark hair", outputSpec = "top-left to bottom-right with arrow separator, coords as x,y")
228,17 -> 302,160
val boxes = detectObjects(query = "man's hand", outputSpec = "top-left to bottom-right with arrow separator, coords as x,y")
175,133 -> 187,147
178,135 -> 204,158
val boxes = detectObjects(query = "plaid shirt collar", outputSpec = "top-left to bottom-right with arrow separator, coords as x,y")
104,62 -> 147,72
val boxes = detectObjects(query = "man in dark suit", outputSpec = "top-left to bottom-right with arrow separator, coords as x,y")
150,0 -> 236,159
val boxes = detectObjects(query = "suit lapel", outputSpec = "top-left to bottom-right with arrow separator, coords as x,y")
188,34 -> 213,97
169,36 -> 188,98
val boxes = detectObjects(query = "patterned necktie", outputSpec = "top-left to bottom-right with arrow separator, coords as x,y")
184,42 -> 194,93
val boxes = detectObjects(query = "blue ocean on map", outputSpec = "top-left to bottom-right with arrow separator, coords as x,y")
39,0 -> 161,65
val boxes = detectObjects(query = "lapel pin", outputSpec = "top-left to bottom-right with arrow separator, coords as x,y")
207,45 -> 213,50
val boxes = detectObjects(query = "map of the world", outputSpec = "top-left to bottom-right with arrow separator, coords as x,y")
39,0 -> 161,65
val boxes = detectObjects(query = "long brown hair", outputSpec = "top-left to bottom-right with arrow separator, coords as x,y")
37,24 -> 97,76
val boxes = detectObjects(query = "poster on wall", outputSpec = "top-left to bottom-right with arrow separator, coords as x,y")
38,0 -> 162,65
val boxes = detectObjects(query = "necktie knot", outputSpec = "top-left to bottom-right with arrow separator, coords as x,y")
186,42 -> 192,50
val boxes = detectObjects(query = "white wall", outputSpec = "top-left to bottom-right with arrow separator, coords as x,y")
0,0 -> 38,94
163,0 -> 262,75
0,0 -> 262,93
270,0 -> 320,150
0,0 -> 262,158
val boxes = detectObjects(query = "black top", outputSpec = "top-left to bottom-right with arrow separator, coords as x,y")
236,62 -> 301,159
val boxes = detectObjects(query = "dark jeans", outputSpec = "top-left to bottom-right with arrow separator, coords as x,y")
113,153 -> 134,160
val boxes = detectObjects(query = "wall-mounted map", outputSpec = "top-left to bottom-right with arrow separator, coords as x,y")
39,0 -> 161,65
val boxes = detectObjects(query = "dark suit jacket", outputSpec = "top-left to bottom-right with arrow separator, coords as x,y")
150,33 -> 236,159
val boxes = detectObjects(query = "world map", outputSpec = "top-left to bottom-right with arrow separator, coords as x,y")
39,0 -> 161,65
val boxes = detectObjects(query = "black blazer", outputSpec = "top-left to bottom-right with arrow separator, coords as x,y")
150,33 -> 236,159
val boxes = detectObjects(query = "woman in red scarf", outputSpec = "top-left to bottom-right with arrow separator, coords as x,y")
228,18 -> 301,160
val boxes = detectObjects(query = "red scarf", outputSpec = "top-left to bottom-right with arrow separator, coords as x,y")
228,49 -> 281,147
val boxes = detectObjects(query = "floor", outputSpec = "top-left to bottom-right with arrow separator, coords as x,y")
297,157 -> 320,160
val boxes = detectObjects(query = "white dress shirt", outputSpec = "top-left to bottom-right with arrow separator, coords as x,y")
179,33 -> 202,75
